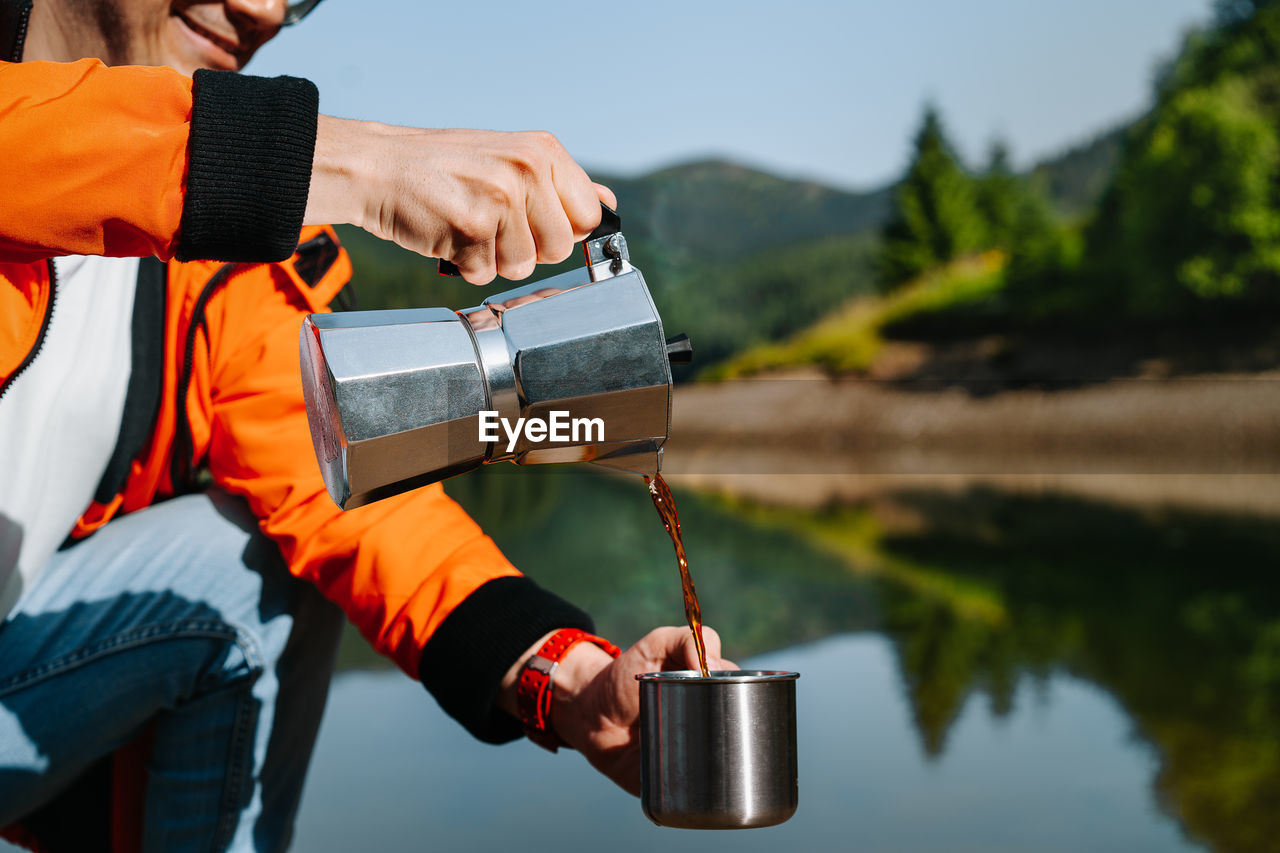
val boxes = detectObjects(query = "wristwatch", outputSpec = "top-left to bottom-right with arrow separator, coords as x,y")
517,628 -> 620,752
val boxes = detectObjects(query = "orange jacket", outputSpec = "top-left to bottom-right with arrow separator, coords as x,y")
0,49 -> 602,853
0,58 -> 583,704
0,59 -> 188,262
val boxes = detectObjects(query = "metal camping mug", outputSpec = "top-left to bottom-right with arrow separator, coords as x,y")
636,670 -> 799,829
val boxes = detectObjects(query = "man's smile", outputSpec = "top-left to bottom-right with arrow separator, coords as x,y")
172,9 -> 245,69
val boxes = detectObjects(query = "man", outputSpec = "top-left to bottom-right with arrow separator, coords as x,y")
0,0 -> 729,850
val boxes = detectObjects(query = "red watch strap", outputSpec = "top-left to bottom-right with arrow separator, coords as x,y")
517,628 -> 621,752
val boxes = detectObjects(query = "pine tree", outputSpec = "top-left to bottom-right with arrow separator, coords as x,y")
972,137 -> 1074,313
975,140 -> 1022,249
877,105 -> 986,290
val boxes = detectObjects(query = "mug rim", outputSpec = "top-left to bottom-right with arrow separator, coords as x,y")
635,669 -> 799,683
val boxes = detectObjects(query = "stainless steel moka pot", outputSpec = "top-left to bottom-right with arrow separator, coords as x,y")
299,206 -> 692,510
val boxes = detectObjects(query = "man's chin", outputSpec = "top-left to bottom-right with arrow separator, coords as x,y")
155,51 -> 242,76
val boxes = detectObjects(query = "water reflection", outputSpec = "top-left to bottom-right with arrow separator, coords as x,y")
330,466 -> 1280,853
861,489 -> 1280,853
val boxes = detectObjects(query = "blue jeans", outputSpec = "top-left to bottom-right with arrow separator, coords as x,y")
0,491 -> 343,852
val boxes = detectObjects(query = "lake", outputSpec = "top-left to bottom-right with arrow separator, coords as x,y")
292,465 -> 1280,853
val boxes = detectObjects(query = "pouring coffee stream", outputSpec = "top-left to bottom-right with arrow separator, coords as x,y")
645,474 -> 711,678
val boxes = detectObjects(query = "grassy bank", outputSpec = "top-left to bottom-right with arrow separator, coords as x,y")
708,251 -> 1005,379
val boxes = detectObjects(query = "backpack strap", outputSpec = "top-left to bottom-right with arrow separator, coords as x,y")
93,257 -> 167,503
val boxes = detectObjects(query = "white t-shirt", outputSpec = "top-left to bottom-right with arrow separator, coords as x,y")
0,255 -> 139,618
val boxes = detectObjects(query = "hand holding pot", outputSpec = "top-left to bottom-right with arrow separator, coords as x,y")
305,116 -> 616,284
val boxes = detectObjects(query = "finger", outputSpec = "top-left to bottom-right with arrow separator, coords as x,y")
525,181 -> 575,265
551,157 -> 605,240
715,657 -> 741,672
676,628 -> 722,673
700,626 -> 723,662
679,626 -> 719,672
493,210 -> 538,282
594,182 -> 618,211
631,626 -> 691,670
451,238 -> 497,285
682,637 -> 704,673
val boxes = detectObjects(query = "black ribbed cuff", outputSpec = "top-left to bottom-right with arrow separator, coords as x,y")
176,69 -> 318,262
418,576 -> 595,744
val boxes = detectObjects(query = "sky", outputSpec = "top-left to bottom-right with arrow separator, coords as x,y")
249,0 -> 1216,192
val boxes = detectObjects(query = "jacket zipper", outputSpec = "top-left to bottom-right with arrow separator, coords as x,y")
170,262 -> 235,492
170,232 -> 347,490
0,259 -> 59,402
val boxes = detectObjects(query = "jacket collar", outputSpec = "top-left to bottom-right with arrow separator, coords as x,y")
0,0 -> 31,62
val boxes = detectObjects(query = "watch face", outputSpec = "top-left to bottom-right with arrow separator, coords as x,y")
526,655 -> 558,677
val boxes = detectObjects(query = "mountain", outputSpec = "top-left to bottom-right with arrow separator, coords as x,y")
595,159 -> 891,261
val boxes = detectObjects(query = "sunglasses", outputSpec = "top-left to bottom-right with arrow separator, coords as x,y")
282,0 -> 325,26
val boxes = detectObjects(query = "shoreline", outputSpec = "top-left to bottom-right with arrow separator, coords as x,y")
662,370 -> 1280,519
